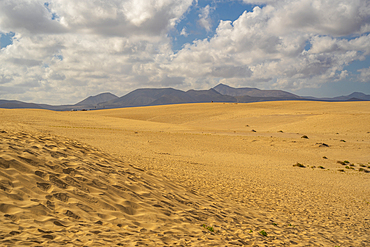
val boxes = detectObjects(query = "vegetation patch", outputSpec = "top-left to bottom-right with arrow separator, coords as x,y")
293,162 -> 305,168
337,160 -> 350,165
202,224 -> 215,233
259,230 -> 267,236
318,166 -> 325,169
316,143 -> 329,147
345,166 -> 354,170
322,156 -> 328,159
359,168 -> 369,173
301,135 -> 309,139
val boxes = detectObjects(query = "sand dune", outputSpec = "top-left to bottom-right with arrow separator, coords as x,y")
0,101 -> 370,246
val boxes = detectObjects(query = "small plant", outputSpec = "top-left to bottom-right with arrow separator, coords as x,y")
272,223 -> 277,226
337,161 -> 345,165
278,130 -> 283,133
249,230 -> 253,233
359,164 -> 366,167
301,135 -> 309,139
338,169 -> 345,172
340,140 -> 346,142
323,156 -> 327,159
349,163 -> 355,166
345,166 -> 350,169
359,168 -> 365,172
344,160 -> 350,164
259,230 -> 267,236
293,162 -> 305,168
318,143 -> 329,147
202,224 -> 215,232
318,166 -> 325,169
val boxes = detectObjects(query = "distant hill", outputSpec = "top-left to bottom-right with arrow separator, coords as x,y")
76,92 -> 118,106
330,92 -> 370,101
99,88 -> 236,108
1,85 -> 369,110
213,83 -> 301,99
99,88 -> 186,108
213,84 -> 258,96
0,100 -> 46,109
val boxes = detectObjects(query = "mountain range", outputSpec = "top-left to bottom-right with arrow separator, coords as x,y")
1,84 -> 369,110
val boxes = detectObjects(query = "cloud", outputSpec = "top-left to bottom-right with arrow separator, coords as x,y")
0,0 -> 67,34
180,27 -> 189,37
358,67 -> 370,82
0,0 -> 194,104
0,0 -> 370,104
198,5 -> 213,32
166,1 -> 370,90
267,0 -> 370,36
0,0 -> 193,37
211,65 -> 252,78
50,0 -> 193,38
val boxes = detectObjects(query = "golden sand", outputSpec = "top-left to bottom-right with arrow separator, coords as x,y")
0,101 -> 369,246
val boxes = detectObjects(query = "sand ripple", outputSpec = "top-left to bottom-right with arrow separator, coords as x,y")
1,126 -> 369,246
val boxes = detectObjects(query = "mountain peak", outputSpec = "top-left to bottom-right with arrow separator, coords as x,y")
213,84 -> 261,97
75,92 -> 118,106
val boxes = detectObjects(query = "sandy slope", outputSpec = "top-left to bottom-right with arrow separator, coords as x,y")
0,101 -> 370,246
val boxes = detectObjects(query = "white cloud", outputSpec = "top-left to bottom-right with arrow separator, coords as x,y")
0,0 -> 193,37
180,27 -> 189,37
358,67 -> 370,82
198,5 -> 213,32
0,0 -> 370,104
267,0 -> 370,36
0,0 -> 66,34
165,0 -> 370,90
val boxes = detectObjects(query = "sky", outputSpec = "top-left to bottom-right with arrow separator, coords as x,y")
0,0 -> 370,105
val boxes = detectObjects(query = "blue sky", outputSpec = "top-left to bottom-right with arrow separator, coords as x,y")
170,1 -> 260,51
0,32 -> 15,49
0,0 -> 370,104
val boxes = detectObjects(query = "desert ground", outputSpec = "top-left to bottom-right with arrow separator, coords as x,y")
0,101 -> 369,246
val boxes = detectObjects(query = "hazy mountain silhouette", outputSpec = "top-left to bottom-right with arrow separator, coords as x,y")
213,84 -> 258,96
76,92 -> 118,106
1,84 -> 369,110
0,100 -> 46,109
99,88 -> 236,108
213,83 -> 301,99
330,92 -> 370,101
